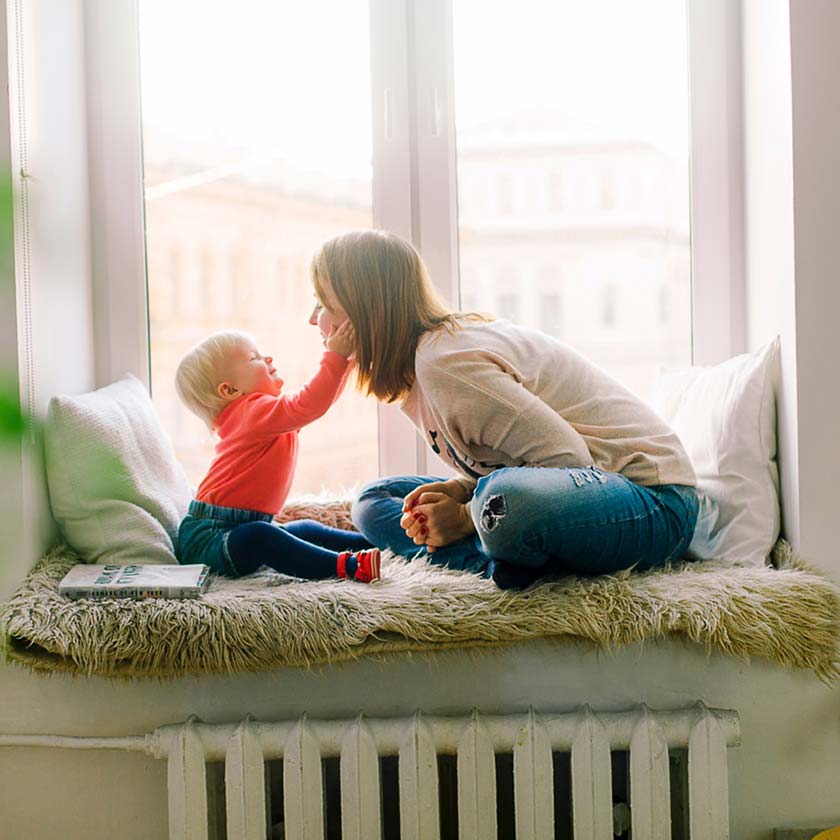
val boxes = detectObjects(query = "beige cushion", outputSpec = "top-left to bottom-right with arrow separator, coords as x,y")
44,374 -> 191,564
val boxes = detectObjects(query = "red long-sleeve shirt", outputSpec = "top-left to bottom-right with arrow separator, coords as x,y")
196,351 -> 350,514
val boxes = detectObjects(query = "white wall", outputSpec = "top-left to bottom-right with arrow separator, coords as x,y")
688,0 -> 748,366
0,0 -> 95,601
786,0 -> 840,579
7,0 -> 95,407
742,0 -> 840,582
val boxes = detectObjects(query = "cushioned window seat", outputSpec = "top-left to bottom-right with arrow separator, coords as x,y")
2,502 -> 838,682
22,342 -> 829,680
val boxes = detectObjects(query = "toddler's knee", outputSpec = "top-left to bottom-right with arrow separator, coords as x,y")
225,522 -> 268,577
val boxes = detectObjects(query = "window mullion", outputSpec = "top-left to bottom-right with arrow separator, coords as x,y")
84,0 -> 149,389
369,0 -> 425,479
407,0 -> 459,479
686,0 -> 746,365
410,0 -> 460,310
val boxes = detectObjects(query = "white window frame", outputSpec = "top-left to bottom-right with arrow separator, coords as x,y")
85,0 -> 149,391
686,0 -> 746,364
85,0 -> 745,480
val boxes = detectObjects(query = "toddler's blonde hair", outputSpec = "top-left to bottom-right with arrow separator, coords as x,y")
175,330 -> 253,430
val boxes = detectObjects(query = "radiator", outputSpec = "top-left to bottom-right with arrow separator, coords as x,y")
0,702 -> 739,838
142,702 -> 739,840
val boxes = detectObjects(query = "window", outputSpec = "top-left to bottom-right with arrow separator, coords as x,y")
197,251 -> 212,317
659,285 -> 670,326
550,172 -> 565,214
89,0 -> 735,483
600,169 -> 616,211
601,284 -> 618,327
138,0 -> 379,494
453,0 -> 692,399
539,292 -> 563,338
497,293 -> 520,325
496,173 -> 514,215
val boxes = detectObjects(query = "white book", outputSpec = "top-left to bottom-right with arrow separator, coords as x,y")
58,564 -> 210,600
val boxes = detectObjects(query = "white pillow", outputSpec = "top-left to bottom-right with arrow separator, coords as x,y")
650,337 -> 780,566
44,374 -> 192,564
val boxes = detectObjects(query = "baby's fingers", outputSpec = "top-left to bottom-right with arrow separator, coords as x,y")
403,488 -> 424,511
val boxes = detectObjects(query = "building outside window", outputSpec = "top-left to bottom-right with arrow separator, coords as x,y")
550,171 -> 565,214
454,0 -> 691,400
497,292 -> 521,325
139,0 -> 379,494
539,291 -> 563,338
496,172 -> 514,215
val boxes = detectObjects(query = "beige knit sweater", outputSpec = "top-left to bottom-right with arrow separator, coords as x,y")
401,318 -> 697,490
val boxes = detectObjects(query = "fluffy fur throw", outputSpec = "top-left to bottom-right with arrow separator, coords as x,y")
2,499 -> 839,681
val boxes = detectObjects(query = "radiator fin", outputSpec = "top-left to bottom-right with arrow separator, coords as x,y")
571,706 -> 613,840
630,705 -> 672,839
340,715 -> 383,840
168,716 -> 209,840
456,709 -> 497,840
399,710 -> 441,840
224,718 -> 267,839
514,706 -> 555,840
283,715 -> 325,839
689,702 -> 731,840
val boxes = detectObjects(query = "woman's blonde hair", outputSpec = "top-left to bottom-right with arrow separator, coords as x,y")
175,330 -> 252,430
310,230 -> 488,403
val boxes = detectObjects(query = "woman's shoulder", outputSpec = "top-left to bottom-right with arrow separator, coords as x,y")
418,317 -> 567,356
415,316 -> 494,361
415,319 -> 577,385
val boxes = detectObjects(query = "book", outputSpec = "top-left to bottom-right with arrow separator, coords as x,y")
58,564 -> 210,601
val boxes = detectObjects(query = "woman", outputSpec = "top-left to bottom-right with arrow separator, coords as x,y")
308,230 -> 699,589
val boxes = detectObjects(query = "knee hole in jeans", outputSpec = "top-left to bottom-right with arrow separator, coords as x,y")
476,504 -> 521,560
478,493 -> 507,532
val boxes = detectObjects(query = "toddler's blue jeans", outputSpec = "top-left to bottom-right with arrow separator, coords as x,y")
351,467 -> 699,588
178,500 -> 371,578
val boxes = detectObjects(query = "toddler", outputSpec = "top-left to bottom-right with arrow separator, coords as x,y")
175,324 -> 380,583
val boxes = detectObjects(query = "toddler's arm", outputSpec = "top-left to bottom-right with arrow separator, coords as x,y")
245,350 -> 351,436
243,322 -> 355,435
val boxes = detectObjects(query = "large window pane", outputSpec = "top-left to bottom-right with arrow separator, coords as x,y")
139,0 -> 378,495
453,0 -> 692,399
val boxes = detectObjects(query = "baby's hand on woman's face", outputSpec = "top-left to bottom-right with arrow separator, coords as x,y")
325,320 -> 355,359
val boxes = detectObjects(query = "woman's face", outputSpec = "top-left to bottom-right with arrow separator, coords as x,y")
309,281 -> 349,342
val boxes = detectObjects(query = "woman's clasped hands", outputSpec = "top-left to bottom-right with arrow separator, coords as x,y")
400,478 -> 476,552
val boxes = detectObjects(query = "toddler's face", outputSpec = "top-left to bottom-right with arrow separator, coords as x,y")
221,339 -> 284,399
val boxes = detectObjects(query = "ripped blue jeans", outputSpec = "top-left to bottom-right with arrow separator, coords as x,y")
351,467 -> 699,589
